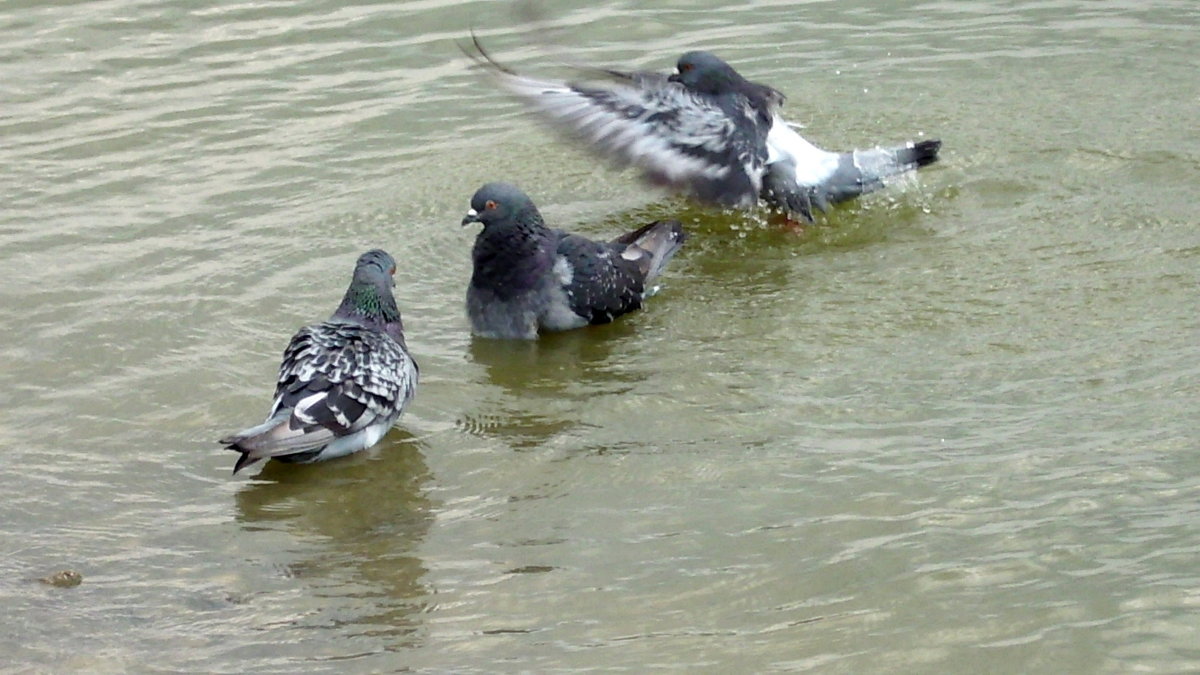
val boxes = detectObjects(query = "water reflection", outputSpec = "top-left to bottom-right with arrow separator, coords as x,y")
459,337 -> 572,450
467,326 -> 643,392
233,431 -> 432,646
457,332 -> 648,451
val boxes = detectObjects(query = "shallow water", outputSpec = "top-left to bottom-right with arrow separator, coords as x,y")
2,0 -> 1198,671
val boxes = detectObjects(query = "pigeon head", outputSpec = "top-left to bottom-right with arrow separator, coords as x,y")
353,249 -> 397,288
669,51 -> 743,94
462,182 -> 556,300
669,51 -> 784,116
336,249 -> 402,327
461,182 -> 543,229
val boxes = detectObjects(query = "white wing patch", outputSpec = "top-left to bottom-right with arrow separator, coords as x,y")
553,255 -> 574,286
293,391 -> 328,426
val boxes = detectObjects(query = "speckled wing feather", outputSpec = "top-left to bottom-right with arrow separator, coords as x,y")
270,321 -> 417,440
553,232 -> 648,325
481,58 -> 769,207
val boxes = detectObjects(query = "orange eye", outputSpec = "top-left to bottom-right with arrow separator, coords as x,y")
680,63 -> 693,72
485,200 -> 498,210
389,265 -> 396,276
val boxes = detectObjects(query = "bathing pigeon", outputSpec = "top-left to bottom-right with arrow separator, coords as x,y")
220,249 -> 418,474
462,182 -> 687,340
465,39 -> 941,222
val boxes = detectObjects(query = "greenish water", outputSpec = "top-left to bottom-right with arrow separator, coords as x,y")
2,0 -> 1198,672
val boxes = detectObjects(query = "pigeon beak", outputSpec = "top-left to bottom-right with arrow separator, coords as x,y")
461,208 -> 481,227
667,72 -> 681,83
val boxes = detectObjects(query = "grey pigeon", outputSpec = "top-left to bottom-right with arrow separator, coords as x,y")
466,40 -> 941,222
462,182 -> 687,340
221,249 -> 418,474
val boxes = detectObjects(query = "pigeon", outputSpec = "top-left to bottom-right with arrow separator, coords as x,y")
220,249 -> 418,474
462,182 -> 687,340
465,39 -> 941,222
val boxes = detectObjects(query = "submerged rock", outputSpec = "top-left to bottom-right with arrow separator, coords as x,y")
38,570 -> 82,588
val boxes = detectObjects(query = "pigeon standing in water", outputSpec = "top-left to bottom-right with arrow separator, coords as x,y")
221,249 -> 418,474
465,39 -> 941,222
462,182 -> 687,340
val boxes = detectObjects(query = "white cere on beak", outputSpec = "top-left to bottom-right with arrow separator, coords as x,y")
466,208 -> 478,218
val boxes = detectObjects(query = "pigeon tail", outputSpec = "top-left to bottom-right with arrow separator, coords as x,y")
902,139 -> 941,168
853,138 -> 942,184
794,138 -> 942,209
232,452 -> 260,475
612,219 -> 688,288
220,409 -> 336,474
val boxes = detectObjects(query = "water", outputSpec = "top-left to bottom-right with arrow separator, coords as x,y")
2,0 -> 1198,671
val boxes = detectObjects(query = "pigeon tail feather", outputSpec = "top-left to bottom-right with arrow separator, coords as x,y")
810,138 -> 942,207
221,408 -> 336,474
232,451 -> 261,475
612,219 -> 687,287
897,138 -> 941,169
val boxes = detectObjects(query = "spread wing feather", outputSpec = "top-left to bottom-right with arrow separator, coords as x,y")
469,42 -> 767,207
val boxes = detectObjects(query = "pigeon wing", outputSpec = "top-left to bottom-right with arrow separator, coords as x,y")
553,232 -> 648,325
273,322 -> 417,438
480,58 -> 767,207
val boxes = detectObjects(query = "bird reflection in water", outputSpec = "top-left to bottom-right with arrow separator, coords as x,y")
233,431 -> 432,647
458,328 -> 648,453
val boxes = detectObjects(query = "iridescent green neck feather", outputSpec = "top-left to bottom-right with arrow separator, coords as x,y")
336,279 -> 401,325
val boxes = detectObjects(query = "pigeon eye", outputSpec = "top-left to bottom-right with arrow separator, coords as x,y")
485,200 -> 498,210
389,265 -> 396,276
679,63 -> 693,72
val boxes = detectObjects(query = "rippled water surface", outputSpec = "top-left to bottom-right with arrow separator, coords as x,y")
2,0 -> 1198,671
